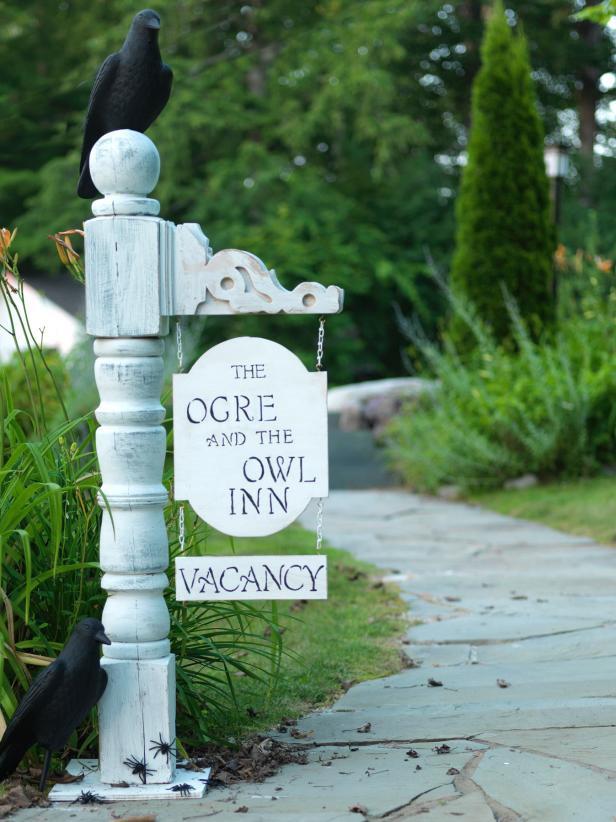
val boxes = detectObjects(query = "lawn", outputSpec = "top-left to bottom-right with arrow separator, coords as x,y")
473,476 -> 616,545
191,523 -> 408,742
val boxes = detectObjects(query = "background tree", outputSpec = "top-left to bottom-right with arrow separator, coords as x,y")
0,1 -> 613,381
449,1 -> 555,348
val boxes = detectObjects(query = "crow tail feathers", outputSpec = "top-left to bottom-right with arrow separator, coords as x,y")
0,736 -> 32,782
77,159 -> 100,199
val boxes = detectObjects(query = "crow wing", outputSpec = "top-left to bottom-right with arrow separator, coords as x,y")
0,660 -> 65,778
96,667 -> 108,702
143,63 -> 173,132
79,52 -> 121,173
0,660 -> 66,750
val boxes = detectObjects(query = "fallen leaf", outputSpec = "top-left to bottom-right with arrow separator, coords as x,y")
427,677 -> 443,687
0,783 -> 50,817
290,728 -> 314,739
114,817 -> 156,822
51,772 -> 85,785
444,596 -> 461,602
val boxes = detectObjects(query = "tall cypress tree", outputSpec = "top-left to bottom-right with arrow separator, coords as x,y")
450,1 -> 554,348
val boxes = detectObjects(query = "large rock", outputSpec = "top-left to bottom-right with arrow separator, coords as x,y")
329,377 -> 435,436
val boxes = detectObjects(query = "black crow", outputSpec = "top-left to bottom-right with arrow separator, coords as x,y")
77,8 -> 173,198
0,618 -> 110,791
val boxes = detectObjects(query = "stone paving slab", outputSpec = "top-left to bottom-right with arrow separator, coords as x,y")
14,489 -> 616,821
476,726 -> 616,772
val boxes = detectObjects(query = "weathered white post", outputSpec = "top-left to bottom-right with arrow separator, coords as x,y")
85,131 -> 176,791
51,128 -> 342,801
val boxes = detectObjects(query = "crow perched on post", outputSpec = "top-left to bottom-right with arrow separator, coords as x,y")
0,618 -> 110,791
77,8 -> 173,199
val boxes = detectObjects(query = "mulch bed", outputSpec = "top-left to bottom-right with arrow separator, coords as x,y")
0,780 -> 50,818
185,736 -> 308,787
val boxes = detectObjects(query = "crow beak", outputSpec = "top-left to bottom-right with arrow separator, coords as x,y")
146,19 -> 161,30
96,629 -> 112,645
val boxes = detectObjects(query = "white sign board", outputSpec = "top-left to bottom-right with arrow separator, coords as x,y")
173,337 -> 328,537
176,555 -> 328,601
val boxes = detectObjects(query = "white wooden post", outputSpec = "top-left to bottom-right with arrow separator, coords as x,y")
85,131 -> 176,788
50,128 -> 343,802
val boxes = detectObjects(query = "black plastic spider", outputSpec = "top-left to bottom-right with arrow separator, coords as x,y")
167,782 -> 195,797
149,732 -> 177,764
123,754 -> 155,784
70,790 -> 105,805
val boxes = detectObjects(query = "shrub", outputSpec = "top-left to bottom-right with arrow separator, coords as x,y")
388,254 -> 616,492
450,1 -> 554,349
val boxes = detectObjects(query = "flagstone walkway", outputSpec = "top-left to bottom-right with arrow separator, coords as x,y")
16,489 -> 616,821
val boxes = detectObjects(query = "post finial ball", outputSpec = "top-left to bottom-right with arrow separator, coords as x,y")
90,129 -> 160,197
89,130 -> 161,216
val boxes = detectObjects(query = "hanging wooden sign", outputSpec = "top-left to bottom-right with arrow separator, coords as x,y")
173,336 -> 328,537
175,554 -> 327,601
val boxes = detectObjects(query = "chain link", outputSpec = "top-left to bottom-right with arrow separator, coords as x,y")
176,320 -> 184,372
316,498 -> 324,551
316,316 -> 326,371
315,316 -> 327,549
176,322 -> 185,548
178,504 -> 185,553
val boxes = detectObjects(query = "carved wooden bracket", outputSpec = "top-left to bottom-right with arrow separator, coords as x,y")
170,223 -> 344,316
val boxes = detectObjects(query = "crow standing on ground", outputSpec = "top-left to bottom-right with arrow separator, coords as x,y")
77,8 -> 173,198
0,618 -> 110,791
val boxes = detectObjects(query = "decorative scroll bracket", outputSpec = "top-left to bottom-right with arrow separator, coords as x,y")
168,222 -> 344,317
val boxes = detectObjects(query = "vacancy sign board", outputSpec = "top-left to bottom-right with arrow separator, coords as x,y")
173,336 -> 328,538
176,555 -> 327,601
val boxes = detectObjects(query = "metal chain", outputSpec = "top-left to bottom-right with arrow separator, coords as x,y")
316,498 -> 324,552
176,320 -> 184,372
178,503 -> 186,553
315,316 -> 327,550
316,316 -> 326,371
175,320 -> 185,547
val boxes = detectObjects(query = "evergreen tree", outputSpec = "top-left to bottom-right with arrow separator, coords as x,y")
450,1 -> 555,349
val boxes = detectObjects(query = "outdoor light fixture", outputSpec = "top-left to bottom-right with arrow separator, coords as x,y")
544,142 -> 569,231
544,143 -> 570,180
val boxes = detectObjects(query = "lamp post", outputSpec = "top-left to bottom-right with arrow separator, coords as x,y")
544,143 -> 569,303
544,143 -> 569,227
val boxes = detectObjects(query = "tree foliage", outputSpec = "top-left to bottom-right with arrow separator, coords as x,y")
450,2 -> 555,348
0,1 -> 613,380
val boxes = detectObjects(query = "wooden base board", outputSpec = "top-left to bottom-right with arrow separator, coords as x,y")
48,759 -> 210,802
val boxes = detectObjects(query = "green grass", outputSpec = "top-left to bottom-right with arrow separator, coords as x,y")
473,476 -> 616,545
196,523 -> 408,742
